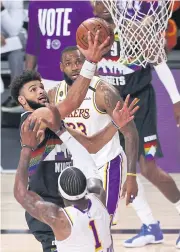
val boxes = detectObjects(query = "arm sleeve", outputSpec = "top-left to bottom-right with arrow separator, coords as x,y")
1,0 -> 24,36
60,131 -> 101,181
26,1 -> 39,56
153,62 -> 180,104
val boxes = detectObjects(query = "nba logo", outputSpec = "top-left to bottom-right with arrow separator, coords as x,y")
46,39 -> 51,49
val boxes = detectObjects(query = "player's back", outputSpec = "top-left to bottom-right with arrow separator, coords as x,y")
55,194 -> 113,252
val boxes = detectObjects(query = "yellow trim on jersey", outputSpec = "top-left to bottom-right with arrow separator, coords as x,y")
93,80 -> 107,115
55,83 -> 60,104
63,208 -> 74,226
55,81 -> 68,104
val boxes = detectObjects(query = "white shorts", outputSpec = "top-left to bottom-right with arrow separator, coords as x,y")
98,150 -> 127,219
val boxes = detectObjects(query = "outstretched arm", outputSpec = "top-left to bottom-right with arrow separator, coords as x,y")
14,118 -> 62,228
65,122 -> 117,154
56,31 -> 111,118
65,95 -> 138,153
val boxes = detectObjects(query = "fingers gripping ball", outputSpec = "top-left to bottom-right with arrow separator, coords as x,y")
31,107 -> 53,130
76,17 -> 114,50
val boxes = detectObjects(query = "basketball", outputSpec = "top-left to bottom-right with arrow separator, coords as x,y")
76,17 -> 114,50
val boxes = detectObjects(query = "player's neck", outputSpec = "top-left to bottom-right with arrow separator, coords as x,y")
64,198 -> 89,209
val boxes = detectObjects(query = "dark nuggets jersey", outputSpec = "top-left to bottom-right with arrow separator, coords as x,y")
97,32 -> 152,97
20,111 -> 73,204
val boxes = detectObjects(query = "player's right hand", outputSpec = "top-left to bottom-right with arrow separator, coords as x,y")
77,30 -> 111,63
21,117 -> 43,150
121,176 -> 138,206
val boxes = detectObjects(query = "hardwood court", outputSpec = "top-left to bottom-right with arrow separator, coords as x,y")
1,173 -> 180,252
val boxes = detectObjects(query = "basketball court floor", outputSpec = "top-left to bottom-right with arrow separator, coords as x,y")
1,173 -> 180,252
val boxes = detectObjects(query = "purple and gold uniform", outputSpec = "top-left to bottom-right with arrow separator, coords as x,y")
55,76 -> 127,220
56,194 -> 114,252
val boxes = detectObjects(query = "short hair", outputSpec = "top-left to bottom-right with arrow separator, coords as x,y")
10,70 -> 41,103
59,167 -> 87,197
60,46 -> 79,61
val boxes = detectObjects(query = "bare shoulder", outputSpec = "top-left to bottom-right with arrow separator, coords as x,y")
95,80 -> 123,114
36,201 -> 69,228
52,207 -> 72,240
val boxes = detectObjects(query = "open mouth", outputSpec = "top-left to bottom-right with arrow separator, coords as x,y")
71,73 -> 80,79
102,11 -> 110,16
38,96 -> 48,103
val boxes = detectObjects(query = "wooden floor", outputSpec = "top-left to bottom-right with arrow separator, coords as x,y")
1,173 -> 180,252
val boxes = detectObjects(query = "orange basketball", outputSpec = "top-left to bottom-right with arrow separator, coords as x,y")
76,17 -> 114,50
166,19 -> 177,51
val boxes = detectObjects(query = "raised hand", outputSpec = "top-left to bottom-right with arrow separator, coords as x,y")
112,94 -> 140,129
77,30 -> 111,63
21,117 -> 43,150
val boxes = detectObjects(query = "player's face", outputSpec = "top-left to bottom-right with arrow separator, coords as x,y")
18,80 -> 49,110
93,1 -> 111,21
60,50 -> 85,81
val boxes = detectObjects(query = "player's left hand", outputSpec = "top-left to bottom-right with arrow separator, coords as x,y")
173,101 -> 180,127
112,94 -> 139,129
121,176 -> 138,206
21,117 -> 44,150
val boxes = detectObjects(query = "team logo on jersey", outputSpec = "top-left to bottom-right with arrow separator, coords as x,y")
51,39 -> 61,50
67,108 -> 90,119
46,39 -> 51,49
59,91 -> 63,97
144,135 -> 158,160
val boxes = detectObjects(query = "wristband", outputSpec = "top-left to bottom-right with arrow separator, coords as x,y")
21,144 -> 34,151
127,173 -> 137,177
80,60 -> 97,79
111,120 -> 120,130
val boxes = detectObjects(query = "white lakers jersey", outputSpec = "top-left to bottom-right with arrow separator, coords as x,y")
55,194 -> 113,252
55,76 -> 123,167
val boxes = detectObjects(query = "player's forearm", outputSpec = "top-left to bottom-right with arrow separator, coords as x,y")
120,122 -> 139,174
56,61 -> 97,118
14,148 -> 47,221
153,62 -> 180,104
25,54 -> 37,70
66,122 -> 117,154
57,129 -> 100,179
14,148 -> 31,203
86,122 -> 118,153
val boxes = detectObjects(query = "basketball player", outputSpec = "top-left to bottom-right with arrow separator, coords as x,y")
48,45 -> 139,224
92,1 -> 180,248
14,83 -> 138,252
11,31 -> 139,252
10,31 -> 117,252
14,116 -> 114,252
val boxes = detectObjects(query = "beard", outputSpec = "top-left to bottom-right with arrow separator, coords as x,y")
26,99 -> 48,110
64,73 -> 75,86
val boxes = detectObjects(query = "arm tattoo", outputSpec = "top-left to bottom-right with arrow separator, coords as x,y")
100,82 -> 124,113
99,82 -> 139,174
